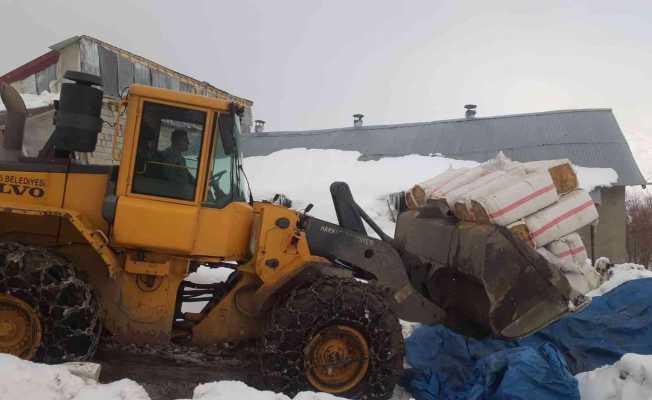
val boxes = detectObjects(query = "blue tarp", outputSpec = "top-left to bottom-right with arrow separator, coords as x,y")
403,278 -> 652,400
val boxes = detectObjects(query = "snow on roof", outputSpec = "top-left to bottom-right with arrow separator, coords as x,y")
244,148 -> 477,234
243,109 -> 646,186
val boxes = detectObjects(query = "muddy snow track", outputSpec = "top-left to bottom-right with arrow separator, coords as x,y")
95,340 -> 262,400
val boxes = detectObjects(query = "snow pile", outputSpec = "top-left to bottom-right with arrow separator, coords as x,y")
587,263 -> 652,297
400,320 -> 421,339
0,91 -> 59,112
0,354 -> 150,400
576,353 -> 652,400
244,149 -> 476,234
182,266 -> 234,313
186,265 -> 233,285
191,381 -> 345,400
574,165 -> 619,192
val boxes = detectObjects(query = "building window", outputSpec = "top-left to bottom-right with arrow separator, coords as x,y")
132,101 -> 206,201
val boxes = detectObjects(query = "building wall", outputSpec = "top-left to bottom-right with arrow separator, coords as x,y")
88,101 -> 126,165
73,37 -> 253,163
5,36 -> 253,165
53,44 -> 80,92
578,186 -> 626,263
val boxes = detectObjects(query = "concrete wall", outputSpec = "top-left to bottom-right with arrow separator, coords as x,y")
53,44 -> 81,92
578,186 -> 626,263
88,102 -> 125,165
10,75 -> 37,94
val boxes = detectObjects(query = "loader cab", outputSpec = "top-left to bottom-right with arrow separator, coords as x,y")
110,85 -> 253,260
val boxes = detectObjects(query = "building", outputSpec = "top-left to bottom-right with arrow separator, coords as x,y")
0,35 -> 252,164
242,107 -> 647,262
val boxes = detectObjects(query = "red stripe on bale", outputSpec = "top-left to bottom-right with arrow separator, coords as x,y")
530,200 -> 594,239
556,246 -> 587,259
489,184 -> 556,219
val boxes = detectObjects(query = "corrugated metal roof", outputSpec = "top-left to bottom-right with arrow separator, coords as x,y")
48,35 -> 253,106
242,108 -> 646,186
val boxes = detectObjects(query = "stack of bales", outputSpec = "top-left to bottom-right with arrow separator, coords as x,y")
404,153 -> 601,296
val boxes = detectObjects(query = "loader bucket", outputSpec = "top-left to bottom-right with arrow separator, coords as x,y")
395,210 -> 585,340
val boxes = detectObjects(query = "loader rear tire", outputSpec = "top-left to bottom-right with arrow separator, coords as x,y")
260,276 -> 403,399
0,242 -> 101,363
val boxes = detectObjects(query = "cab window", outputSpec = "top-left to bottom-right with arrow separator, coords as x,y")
132,101 -> 206,201
204,113 -> 233,207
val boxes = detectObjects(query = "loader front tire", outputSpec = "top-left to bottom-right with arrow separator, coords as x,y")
260,276 -> 403,399
0,242 -> 101,363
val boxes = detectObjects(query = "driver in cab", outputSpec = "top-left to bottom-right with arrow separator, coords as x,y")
160,129 -> 195,185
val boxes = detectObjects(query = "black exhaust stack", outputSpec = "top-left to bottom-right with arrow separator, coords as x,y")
51,71 -> 104,154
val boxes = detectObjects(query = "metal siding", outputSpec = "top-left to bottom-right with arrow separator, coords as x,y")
80,38 -> 100,75
134,63 -> 151,85
168,76 -> 180,91
242,109 -> 646,186
35,64 -> 56,94
179,81 -> 193,93
151,70 -> 165,88
117,56 -> 134,93
99,47 -> 119,97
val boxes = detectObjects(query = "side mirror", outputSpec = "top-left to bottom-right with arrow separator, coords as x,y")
217,103 -> 243,155
218,113 -> 235,155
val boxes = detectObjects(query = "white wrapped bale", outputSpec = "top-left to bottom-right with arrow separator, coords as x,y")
455,167 -> 528,221
508,220 -> 534,247
406,167 -> 469,209
537,247 -> 599,296
446,169 -> 508,210
580,261 -> 602,292
524,190 -> 598,248
547,233 -> 589,267
431,165 -> 491,198
471,171 -> 559,226
523,159 -> 578,195
483,151 -> 517,172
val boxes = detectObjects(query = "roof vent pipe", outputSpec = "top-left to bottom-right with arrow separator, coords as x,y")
254,120 -> 265,133
464,104 -> 477,119
353,113 -> 364,128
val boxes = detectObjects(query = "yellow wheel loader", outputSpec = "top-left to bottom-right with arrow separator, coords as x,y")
0,72 -> 582,399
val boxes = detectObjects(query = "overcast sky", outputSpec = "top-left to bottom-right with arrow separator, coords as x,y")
1,0 -> 651,143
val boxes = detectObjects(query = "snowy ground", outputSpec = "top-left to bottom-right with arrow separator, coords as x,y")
577,353 -> 652,400
4,260 -> 651,400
